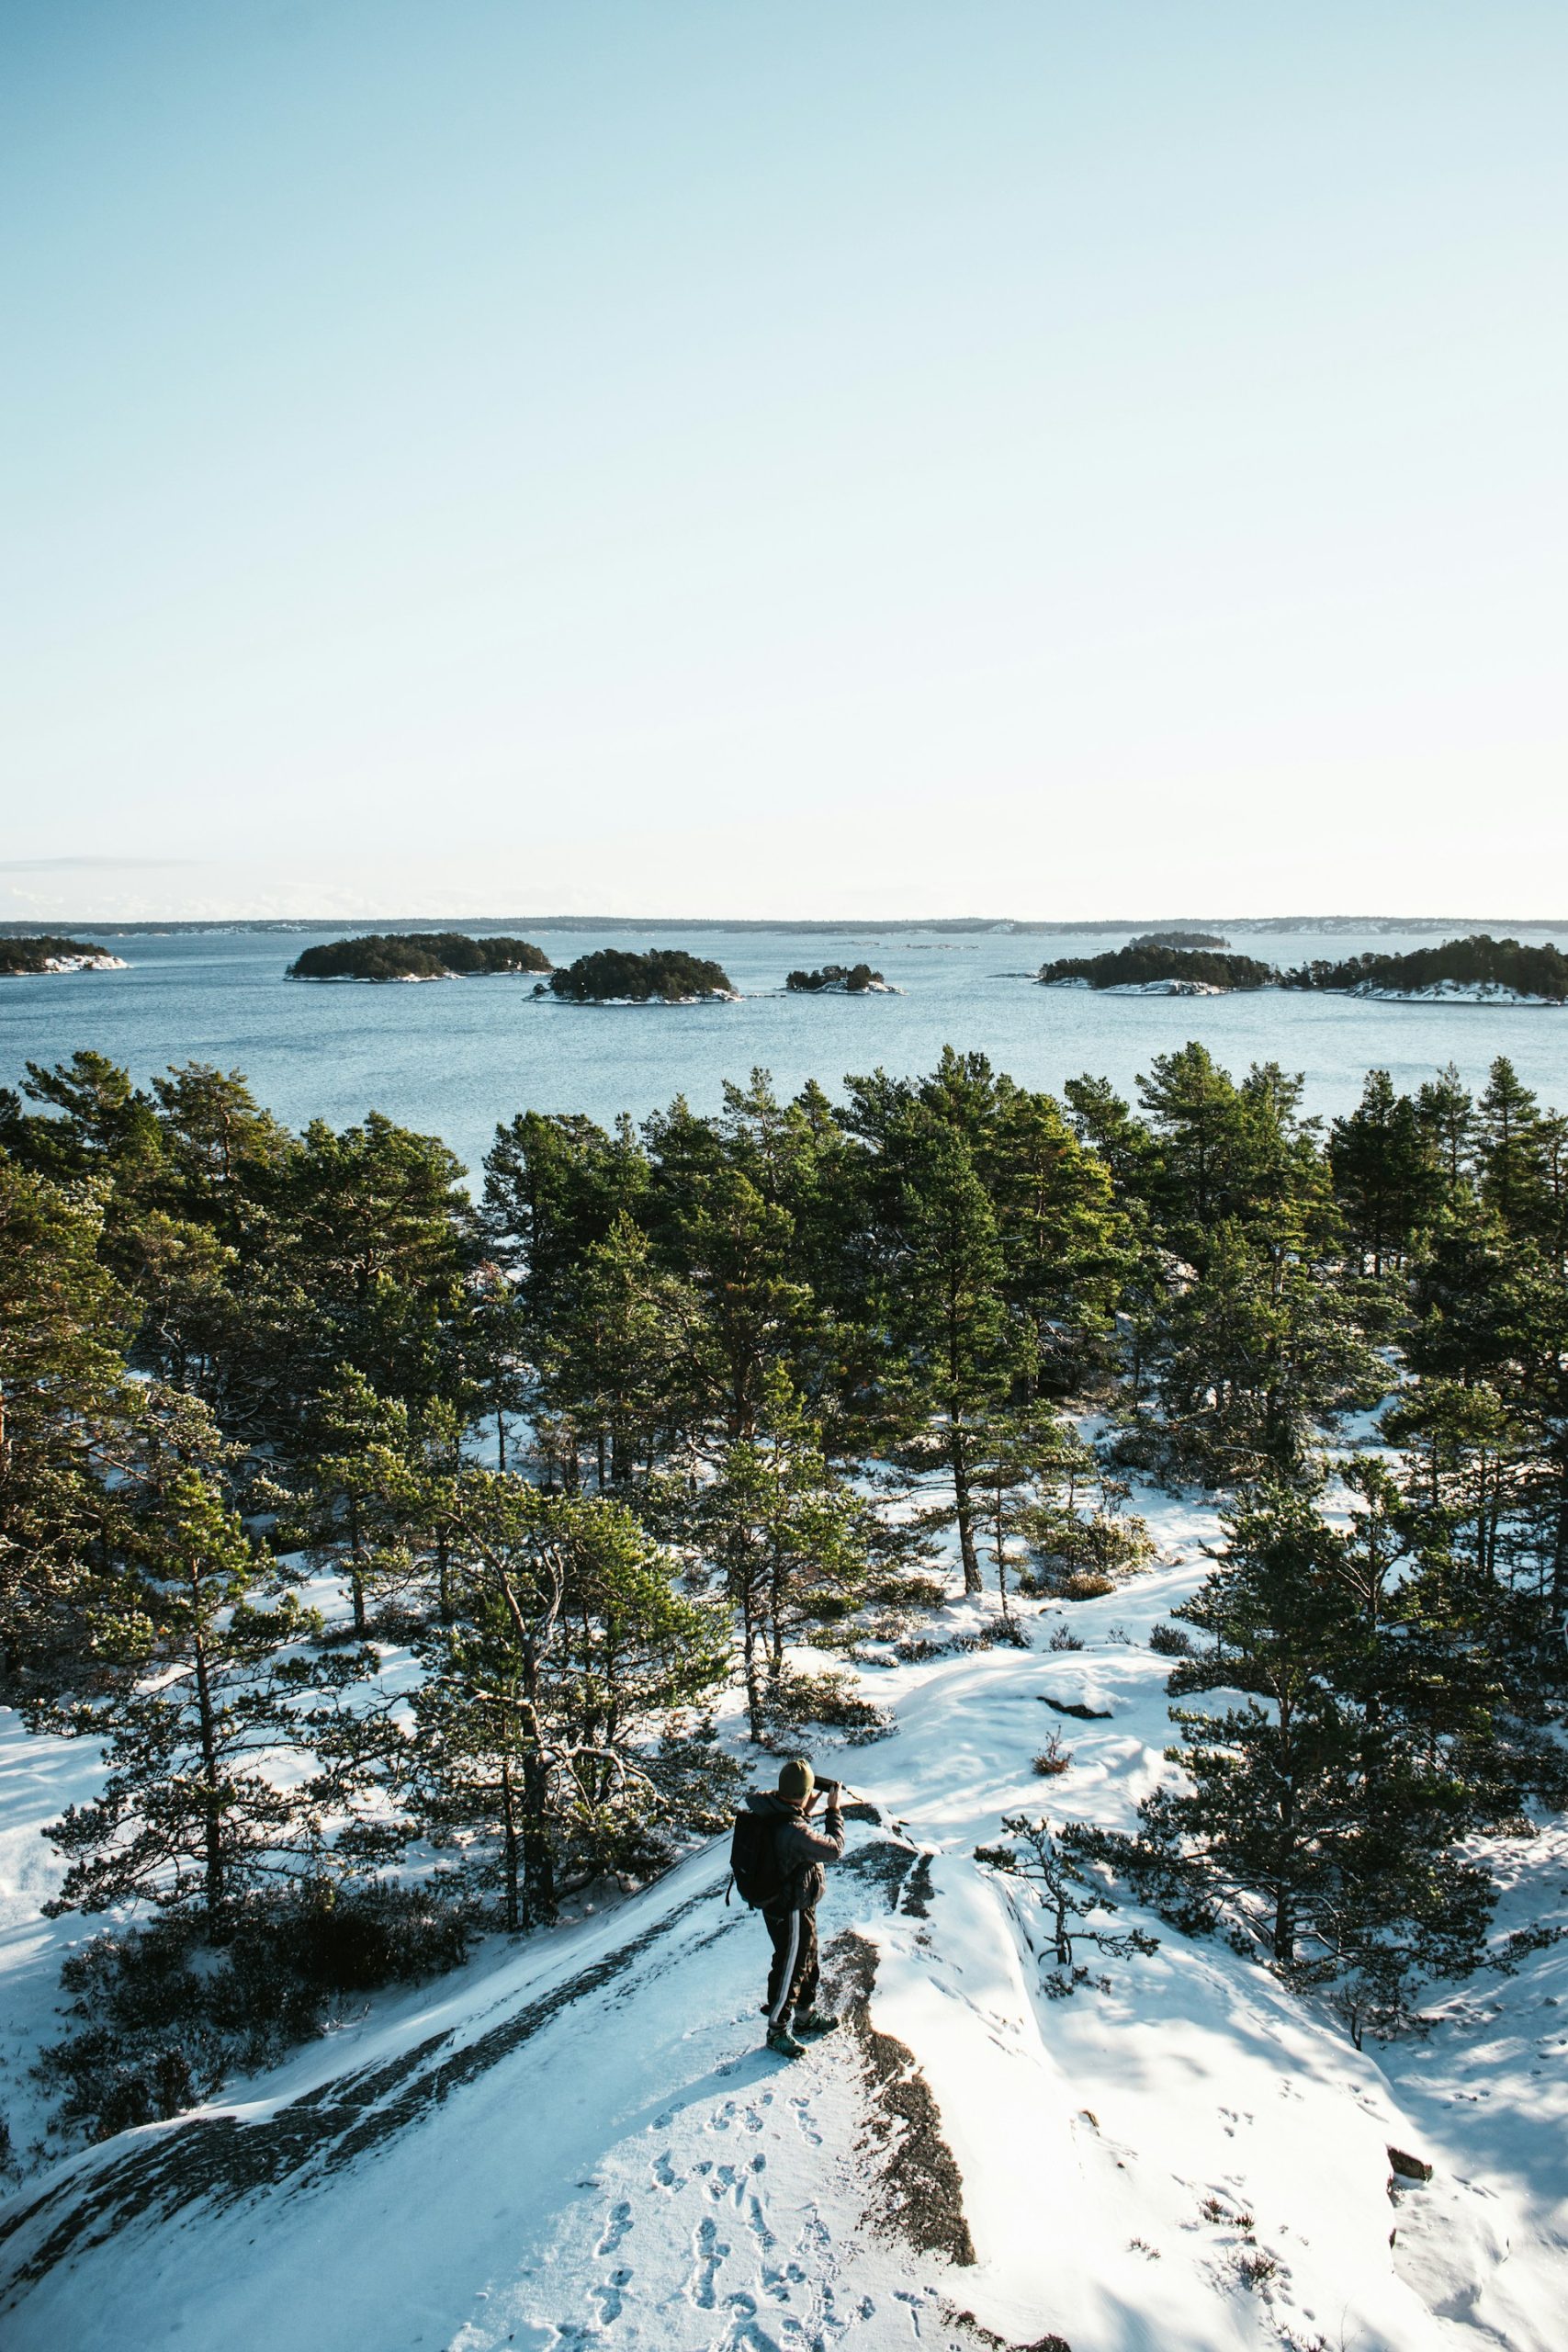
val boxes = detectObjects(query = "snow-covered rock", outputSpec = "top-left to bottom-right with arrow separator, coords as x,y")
1101,978 -> 1227,997
1349,978 -> 1561,1005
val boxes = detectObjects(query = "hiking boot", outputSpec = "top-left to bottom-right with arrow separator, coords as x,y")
765,2023 -> 807,2060
793,2009 -> 840,2037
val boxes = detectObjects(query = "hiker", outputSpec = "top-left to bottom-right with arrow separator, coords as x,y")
732,1758 -> 845,2059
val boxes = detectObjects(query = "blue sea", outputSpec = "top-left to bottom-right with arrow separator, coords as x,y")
4,923 -> 1565,1182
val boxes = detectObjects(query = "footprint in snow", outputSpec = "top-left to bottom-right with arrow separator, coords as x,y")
689,2214 -> 729,2309
594,2200 -> 632,2257
763,2258 -> 807,2301
728,2323 -> 787,2352
650,2150 -> 682,2190
787,2097 -> 823,2147
589,2267 -> 631,2325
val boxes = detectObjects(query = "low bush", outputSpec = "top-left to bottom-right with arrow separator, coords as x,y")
38,1881 -> 471,2143
1148,1622 -> 1195,1657
757,1666 -> 893,1747
1033,1731 -> 1075,1777
952,1620 -> 1032,1653
1020,1508 -> 1153,1597
1057,1572 -> 1117,1601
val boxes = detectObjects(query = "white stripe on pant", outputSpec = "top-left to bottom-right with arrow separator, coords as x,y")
768,1907 -> 801,2026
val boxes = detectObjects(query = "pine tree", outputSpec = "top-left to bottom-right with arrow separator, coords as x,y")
1093,1482 -> 1495,2032
413,1475 -> 726,1927
0,1155 -> 135,1699
1476,1057 -> 1547,1238
862,1105 -> 1022,1593
288,1368 -> 427,1636
692,1372 -> 869,1738
1145,1217 -> 1380,1484
1328,1069 -> 1438,1278
40,1396 -> 336,1920
1416,1063 -> 1475,1193
538,1211 -> 695,1488
976,1814 -> 1156,1994
285,1112 -> 478,1415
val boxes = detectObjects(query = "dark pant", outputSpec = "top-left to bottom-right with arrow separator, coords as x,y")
763,1902 -> 819,2026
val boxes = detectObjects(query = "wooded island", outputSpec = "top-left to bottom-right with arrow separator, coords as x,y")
784,963 -> 895,993
288,933 -> 552,981
547,947 -> 738,1001
0,934 -> 127,976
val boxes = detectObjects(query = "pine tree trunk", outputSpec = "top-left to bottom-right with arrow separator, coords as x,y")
1272,1886 -> 1294,1963
190,1606 -> 225,1918
347,1493 -> 367,1636
500,1753 -> 520,1933
742,1592 -> 764,1741
950,1424 -> 982,1594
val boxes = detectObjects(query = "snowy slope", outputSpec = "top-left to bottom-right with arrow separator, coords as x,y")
4,1486 -> 1567,2352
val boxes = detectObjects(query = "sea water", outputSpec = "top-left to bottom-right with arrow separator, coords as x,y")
3,922 -> 1565,1182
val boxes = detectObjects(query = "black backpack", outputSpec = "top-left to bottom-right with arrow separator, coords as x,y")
728,1810 -> 792,1910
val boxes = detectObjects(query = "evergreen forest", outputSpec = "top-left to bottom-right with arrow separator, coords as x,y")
547,947 -> 738,1001
287,933 -> 552,982
3,1037 -> 1567,2139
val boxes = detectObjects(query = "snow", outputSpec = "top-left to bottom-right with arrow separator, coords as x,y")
804,979 -> 903,996
4,1476 -> 1567,2350
1041,979 -> 1229,997
15,955 -> 129,975
1101,979 -> 1227,997
1348,980 -> 1561,1006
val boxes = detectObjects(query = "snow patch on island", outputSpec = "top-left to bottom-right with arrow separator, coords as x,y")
1041,978 -> 1229,997
1103,978 -> 1227,997
1349,978 -> 1562,1006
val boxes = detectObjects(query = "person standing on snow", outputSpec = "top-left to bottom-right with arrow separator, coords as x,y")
740,1758 -> 845,2058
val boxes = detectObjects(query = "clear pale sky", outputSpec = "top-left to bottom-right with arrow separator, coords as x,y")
5,2 -> 1566,921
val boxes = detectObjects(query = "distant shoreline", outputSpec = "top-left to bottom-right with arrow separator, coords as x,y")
4,914 -> 1566,940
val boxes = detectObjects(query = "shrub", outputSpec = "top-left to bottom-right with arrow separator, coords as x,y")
1058,1572 -> 1116,1601
1021,1509 -> 1152,1597
1047,1625 -> 1084,1652
757,1667 -> 893,1746
952,1621 -> 1032,1654
1148,1622 -> 1195,1657
1033,1732 -> 1075,1777
39,1882 -> 471,2143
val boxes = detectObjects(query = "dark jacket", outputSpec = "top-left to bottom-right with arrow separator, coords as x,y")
745,1788 -> 844,1913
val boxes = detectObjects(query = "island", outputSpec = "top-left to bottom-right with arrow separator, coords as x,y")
1038,943 -> 1275,995
0,933 -> 128,976
1281,933 -> 1568,1004
547,946 -> 739,1003
287,932 -> 552,983
784,963 -> 899,994
1128,928 -> 1229,950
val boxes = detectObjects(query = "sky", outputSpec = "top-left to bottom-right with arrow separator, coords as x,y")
4,1 -> 1566,922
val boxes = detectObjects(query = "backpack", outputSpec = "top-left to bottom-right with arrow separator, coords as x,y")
728,1809 -> 792,1910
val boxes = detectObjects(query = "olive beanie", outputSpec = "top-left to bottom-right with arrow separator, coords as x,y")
777,1757 -> 815,1802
